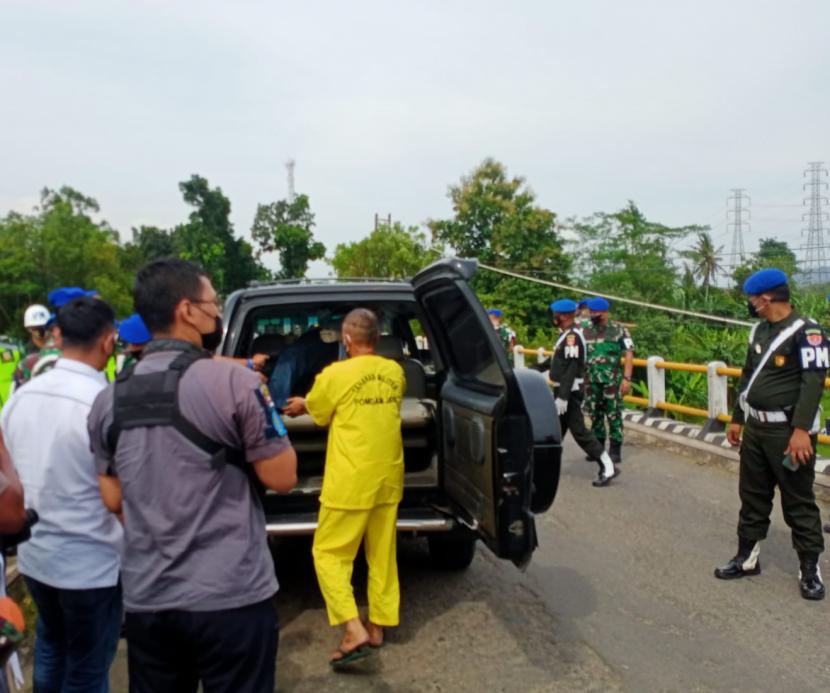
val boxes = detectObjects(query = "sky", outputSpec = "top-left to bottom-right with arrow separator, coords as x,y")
2,0 -> 829,277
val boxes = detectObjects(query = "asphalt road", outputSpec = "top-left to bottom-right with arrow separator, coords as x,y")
23,436 -> 830,692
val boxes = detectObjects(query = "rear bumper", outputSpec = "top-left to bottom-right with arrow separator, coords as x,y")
265,506 -> 455,537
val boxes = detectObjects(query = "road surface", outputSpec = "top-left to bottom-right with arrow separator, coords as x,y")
22,436 -> 830,691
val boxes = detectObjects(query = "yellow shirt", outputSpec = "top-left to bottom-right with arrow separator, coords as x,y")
306,354 -> 406,510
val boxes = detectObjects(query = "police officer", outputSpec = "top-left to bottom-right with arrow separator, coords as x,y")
549,299 -> 617,487
116,313 -> 152,373
582,297 -> 634,463
575,298 -> 592,330
716,268 -> 826,601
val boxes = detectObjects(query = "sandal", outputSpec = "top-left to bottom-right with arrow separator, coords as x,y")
330,642 -> 371,669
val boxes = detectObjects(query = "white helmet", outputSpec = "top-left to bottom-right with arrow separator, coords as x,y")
23,304 -> 50,329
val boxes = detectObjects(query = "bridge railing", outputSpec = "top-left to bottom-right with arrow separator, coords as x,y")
512,346 -> 830,446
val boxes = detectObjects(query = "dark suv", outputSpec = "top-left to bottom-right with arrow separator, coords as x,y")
222,257 -> 562,569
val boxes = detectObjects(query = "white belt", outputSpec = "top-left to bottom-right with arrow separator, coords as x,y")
745,404 -> 788,423
550,378 -> 584,392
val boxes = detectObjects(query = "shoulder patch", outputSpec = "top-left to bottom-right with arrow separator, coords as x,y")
255,383 -> 288,439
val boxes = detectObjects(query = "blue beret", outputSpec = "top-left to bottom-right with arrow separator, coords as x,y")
743,268 -> 788,295
118,314 -> 152,345
577,298 -> 589,308
587,297 -> 610,311
550,299 -> 577,314
487,308 -> 503,317
48,286 -> 98,308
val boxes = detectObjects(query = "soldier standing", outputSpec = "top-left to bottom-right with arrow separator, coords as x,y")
582,297 -> 634,463
715,268 -> 826,600
548,300 -> 617,487
488,308 -> 516,364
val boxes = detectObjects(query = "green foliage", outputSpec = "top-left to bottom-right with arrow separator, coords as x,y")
732,238 -> 799,291
175,175 -> 268,293
0,187 -> 133,334
330,222 -> 439,278
251,194 -> 325,279
428,158 -> 569,342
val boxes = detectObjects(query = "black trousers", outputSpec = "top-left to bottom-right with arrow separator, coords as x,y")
738,420 -> 824,556
560,392 -> 605,461
125,597 -> 279,693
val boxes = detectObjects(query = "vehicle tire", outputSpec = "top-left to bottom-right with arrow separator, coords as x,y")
427,531 -> 477,571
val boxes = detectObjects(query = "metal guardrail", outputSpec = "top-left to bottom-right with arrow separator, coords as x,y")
513,346 -> 830,445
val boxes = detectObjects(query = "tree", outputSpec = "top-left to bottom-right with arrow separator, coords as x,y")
251,194 -> 326,279
732,238 -> 799,291
573,202 -> 705,314
0,187 -> 133,335
173,175 -> 267,294
428,159 -> 570,343
679,231 -> 724,300
330,223 -> 438,278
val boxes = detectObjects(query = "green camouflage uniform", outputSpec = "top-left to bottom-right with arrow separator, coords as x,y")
495,323 -> 516,364
11,336 -> 60,391
582,320 -> 634,445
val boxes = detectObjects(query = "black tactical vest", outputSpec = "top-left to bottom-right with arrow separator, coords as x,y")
106,340 -> 259,493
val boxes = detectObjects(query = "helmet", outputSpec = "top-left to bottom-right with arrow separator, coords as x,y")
23,304 -> 50,329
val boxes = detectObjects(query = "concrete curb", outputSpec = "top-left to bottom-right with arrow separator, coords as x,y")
622,409 -> 830,492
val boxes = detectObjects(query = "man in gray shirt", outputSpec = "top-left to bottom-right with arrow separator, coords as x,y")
88,258 -> 297,693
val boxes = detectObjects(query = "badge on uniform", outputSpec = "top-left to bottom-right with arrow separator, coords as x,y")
774,355 -> 786,367
755,343 -> 762,354
255,383 -> 288,439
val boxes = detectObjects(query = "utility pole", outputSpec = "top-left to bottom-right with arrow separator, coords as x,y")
374,213 -> 391,230
285,159 -> 296,202
727,188 -> 750,268
802,161 -> 829,284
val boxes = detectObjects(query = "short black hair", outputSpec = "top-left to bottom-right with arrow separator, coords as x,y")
134,258 -> 207,333
768,284 -> 790,302
56,297 -> 115,348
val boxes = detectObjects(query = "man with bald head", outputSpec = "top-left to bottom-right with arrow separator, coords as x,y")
284,308 -> 405,668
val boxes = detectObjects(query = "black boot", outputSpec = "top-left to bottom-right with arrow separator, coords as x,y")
798,553 -> 825,600
609,440 -> 622,464
714,537 -> 761,579
586,438 -> 605,462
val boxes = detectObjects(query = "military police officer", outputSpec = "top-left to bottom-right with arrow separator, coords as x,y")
582,297 -> 635,463
716,268 -> 826,600
549,299 -> 617,487
116,313 -> 152,373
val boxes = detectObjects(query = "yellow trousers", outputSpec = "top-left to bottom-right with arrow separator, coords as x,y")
312,502 -> 400,627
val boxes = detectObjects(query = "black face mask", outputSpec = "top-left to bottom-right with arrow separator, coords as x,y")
591,316 -> 604,326
201,316 -> 224,352
747,301 -> 759,318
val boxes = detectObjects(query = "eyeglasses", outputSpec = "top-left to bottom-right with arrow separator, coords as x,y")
190,298 -> 223,310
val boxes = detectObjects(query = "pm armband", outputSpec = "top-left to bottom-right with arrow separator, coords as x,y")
799,327 -> 830,370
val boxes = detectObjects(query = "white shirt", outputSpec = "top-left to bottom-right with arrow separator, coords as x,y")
0,358 -> 122,589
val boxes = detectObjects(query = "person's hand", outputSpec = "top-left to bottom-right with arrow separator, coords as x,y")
726,423 -> 742,448
555,398 -> 569,416
282,397 -> 307,418
785,428 -> 813,466
620,379 -> 632,396
251,353 -> 269,371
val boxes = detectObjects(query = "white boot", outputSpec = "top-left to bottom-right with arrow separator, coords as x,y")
592,451 -> 617,487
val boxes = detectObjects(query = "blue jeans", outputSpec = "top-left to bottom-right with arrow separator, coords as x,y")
24,577 -> 122,693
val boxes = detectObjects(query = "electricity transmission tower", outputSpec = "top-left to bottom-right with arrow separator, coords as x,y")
727,188 -> 750,267
802,161 -> 829,284
285,159 -> 296,202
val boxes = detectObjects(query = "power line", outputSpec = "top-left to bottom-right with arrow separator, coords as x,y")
477,263 -> 753,327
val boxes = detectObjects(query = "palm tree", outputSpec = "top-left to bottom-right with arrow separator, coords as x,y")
680,231 -> 725,298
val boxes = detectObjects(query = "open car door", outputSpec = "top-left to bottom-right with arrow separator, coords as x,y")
412,257 -> 537,567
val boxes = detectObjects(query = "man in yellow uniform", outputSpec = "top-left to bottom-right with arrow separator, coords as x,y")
283,308 -> 405,668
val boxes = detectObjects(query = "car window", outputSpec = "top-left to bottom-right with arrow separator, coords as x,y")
421,287 -> 504,388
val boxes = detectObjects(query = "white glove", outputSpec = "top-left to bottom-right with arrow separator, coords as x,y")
555,398 -> 569,416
